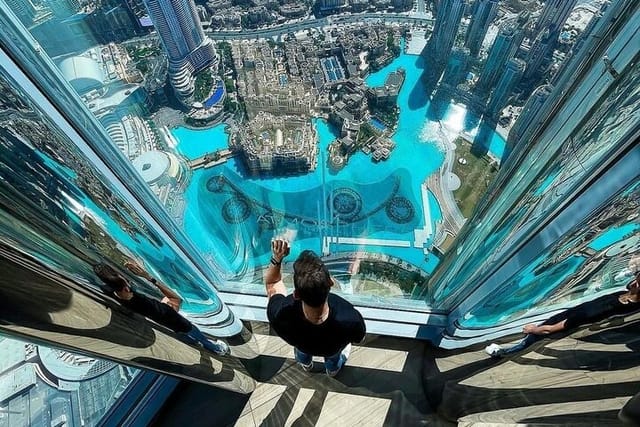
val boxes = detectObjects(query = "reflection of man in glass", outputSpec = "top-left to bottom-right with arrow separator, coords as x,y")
94,262 -> 230,355
266,239 -> 366,376
487,263 -> 640,358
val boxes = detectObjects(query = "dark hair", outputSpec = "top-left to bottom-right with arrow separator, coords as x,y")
293,250 -> 331,307
93,263 -> 128,292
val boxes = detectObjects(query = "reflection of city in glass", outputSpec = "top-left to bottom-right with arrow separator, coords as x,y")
0,335 -> 137,427
461,180 -> 640,328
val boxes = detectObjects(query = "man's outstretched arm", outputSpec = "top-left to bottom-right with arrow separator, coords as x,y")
264,239 -> 289,298
523,319 -> 567,335
125,260 -> 182,311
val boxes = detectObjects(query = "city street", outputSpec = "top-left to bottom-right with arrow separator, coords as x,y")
206,13 -> 435,40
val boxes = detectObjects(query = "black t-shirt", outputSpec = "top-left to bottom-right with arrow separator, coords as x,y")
119,292 -> 193,333
563,291 -> 640,329
267,293 -> 366,357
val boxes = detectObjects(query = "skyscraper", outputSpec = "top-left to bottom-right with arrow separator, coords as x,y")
505,84 -> 553,155
143,0 -> 216,98
441,47 -> 470,88
475,25 -> 522,95
522,0 -> 579,84
521,29 -> 553,82
428,0 -> 467,65
464,0 -> 499,57
535,0 -> 579,35
4,0 -> 37,27
486,57 -> 525,118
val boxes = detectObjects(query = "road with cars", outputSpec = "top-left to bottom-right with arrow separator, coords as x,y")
205,13 -> 435,40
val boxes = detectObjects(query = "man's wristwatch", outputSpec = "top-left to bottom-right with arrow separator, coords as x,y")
270,257 -> 282,266
149,277 -> 158,284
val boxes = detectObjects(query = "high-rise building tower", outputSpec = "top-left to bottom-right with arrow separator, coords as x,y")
442,47 -> 471,88
535,0 -> 579,35
465,0 -> 499,57
428,0 -> 467,65
143,0 -> 216,98
4,0 -> 37,27
522,0 -> 579,84
475,25 -> 522,95
505,84 -> 553,157
521,29 -> 553,81
486,58 -> 525,118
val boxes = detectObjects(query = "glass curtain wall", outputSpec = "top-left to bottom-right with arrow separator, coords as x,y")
1,0 -> 638,332
459,176 -> 639,328
428,1 -> 640,328
0,27 -> 257,389
0,0 -> 443,309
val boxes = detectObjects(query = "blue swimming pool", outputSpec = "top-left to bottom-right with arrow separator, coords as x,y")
204,82 -> 224,108
370,117 -> 386,131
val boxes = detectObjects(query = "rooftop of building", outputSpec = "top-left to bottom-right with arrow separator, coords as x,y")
0,338 -> 26,374
132,150 -> 171,183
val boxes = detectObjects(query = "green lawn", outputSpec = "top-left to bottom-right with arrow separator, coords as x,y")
193,70 -> 214,102
452,137 -> 498,218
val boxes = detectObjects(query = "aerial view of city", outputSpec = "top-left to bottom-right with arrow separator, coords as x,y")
0,334 -> 136,427
3,0 -> 607,300
12,0 -> 627,303
0,0 -> 632,424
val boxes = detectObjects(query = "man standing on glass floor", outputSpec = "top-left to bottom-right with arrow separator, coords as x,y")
266,239 -> 366,376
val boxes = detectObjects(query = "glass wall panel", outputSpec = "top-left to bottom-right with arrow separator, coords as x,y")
0,334 -> 138,427
0,0 -> 635,327
428,2 -> 640,309
0,1 -> 456,308
459,179 -> 639,328
0,41 -> 255,389
0,49 -> 230,323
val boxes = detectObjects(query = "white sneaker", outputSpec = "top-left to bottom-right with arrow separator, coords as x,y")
298,361 -> 313,372
209,339 -> 230,356
485,343 -> 504,357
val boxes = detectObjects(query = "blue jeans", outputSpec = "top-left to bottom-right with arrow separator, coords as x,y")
181,325 -> 225,354
501,311 -> 568,355
501,334 -> 542,355
294,347 -> 346,372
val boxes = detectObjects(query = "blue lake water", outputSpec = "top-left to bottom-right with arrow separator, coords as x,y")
175,42 -> 506,290
589,222 -> 640,251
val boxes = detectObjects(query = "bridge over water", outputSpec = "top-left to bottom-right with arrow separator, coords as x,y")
188,149 -> 236,169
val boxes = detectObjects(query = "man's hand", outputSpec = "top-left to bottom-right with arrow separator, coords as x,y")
265,239 -> 289,299
124,260 -> 150,280
271,239 -> 290,264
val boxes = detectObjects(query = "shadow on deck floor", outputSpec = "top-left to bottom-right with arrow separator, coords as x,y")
153,315 -> 640,426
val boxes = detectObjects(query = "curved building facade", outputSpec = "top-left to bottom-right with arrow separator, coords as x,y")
143,0 -> 216,98
57,56 -> 105,95
132,150 -> 186,187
